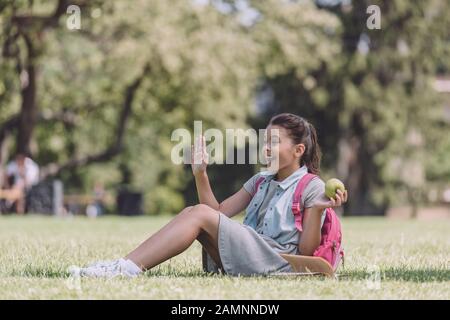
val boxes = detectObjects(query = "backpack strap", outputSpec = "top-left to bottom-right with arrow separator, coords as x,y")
251,176 -> 266,197
291,173 -> 318,232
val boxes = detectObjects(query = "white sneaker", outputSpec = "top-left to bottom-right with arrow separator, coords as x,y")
71,258 -> 142,279
68,260 -> 115,277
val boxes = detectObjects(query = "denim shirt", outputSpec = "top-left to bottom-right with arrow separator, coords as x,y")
243,166 -> 326,247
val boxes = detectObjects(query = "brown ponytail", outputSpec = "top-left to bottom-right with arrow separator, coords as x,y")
269,113 -> 322,174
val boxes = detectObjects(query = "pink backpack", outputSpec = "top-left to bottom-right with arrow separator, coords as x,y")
254,173 -> 345,271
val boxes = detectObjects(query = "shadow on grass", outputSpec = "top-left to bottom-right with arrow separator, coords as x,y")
7,265 -> 450,282
7,264 -> 217,279
338,267 -> 450,282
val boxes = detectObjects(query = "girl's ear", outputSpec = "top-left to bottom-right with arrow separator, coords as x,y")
295,143 -> 305,158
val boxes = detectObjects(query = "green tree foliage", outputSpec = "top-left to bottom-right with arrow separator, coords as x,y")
250,0 -> 450,215
1,0 -> 448,215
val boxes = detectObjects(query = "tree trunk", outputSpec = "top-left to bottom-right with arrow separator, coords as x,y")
17,62 -> 38,155
10,0 -> 85,156
337,127 -> 386,216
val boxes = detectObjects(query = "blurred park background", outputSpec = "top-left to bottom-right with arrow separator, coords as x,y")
0,0 -> 449,218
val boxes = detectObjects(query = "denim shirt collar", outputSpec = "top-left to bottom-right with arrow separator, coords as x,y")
262,165 -> 308,190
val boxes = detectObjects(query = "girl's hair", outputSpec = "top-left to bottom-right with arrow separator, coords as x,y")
269,113 -> 322,174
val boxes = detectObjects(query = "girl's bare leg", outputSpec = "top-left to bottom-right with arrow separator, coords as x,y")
125,204 -> 224,270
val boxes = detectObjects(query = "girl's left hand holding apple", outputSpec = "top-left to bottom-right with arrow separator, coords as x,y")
312,189 -> 348,211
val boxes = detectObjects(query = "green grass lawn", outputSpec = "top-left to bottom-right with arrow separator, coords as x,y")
0,214 -> 448,299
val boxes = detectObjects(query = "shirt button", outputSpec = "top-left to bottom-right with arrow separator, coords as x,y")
254,203 -> 258,207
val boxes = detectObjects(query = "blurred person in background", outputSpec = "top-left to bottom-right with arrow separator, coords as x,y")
2,153 -> 39,214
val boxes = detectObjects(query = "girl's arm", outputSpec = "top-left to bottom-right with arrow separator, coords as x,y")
194,171 -> 252,217
299,189 -> 347,256
192,135 -> 252,218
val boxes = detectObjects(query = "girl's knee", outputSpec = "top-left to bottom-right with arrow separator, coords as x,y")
178,204 -> 218,228
180,204 -> 210,214
192,204 -> 218,218
189,204 -> 218,223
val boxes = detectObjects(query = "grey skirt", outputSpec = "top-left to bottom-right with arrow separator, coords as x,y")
203,212 -> 298,276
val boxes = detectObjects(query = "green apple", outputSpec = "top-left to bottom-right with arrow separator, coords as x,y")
325,178 -> 346,200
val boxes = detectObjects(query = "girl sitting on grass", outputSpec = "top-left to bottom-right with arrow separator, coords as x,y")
70,113 -> 347,278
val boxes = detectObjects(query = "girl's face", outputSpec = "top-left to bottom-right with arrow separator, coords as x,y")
264,125 -> 305,172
